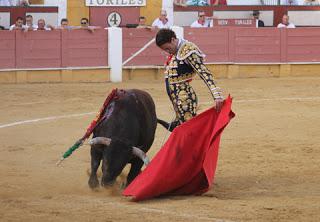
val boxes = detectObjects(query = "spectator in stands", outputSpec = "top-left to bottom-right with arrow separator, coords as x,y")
137,16 -> 146,27
190,11 -> 212,28
36,18 -> 54,30
211,0 -> 227,5
304,0 -> 319,5
137,16 -> 152,29
9,17 -> 27,30
80,18 -> 90,28
77,17 -> 99,32
251,10 -> 265,27
152,10 -> 172,29
25,14 -> 38,30
57,18 -> 73,30
277,14 -> 296,28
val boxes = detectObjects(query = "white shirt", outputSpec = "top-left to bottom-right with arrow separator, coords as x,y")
26,24 -> 38,30
190,20 -> 212,28
277,23 -> 296,28
152,18 -> 171,29
9,24 -> 27,30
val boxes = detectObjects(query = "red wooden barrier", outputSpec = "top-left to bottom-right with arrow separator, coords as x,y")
233,27 -> 281,63
16,30 -> 61,68
184,27 -> 229,63
122,28 -> 165,66
286,28 -> 320,63
61,29 -> 108,67
0,31 -> 15,69
2,28 -> 320,70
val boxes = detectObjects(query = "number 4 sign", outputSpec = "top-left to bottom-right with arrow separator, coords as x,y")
107,12 -> 122,27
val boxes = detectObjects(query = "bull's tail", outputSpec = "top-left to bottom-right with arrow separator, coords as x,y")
157,119 -> 179,132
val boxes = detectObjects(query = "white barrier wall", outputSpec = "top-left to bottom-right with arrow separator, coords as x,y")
108,27 -> 123,82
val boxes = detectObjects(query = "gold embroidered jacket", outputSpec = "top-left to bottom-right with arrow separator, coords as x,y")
164,39 -> 223,100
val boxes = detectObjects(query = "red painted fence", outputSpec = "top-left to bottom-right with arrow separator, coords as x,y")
122,27 -> 320,66
0,31 -> 15,69
185,27 -> 320,64
0,29 -> 108,69
1,28 -> 320,70
123,28 -> 165,66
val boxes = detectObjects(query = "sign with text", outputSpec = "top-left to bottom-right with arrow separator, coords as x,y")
86,0 -> 146,7
214,19 -> 256,27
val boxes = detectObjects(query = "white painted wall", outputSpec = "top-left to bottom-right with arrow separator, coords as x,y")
289,11 -> 320,26
43,0 -> 59,6
174,11 -> 198,26
26,12 -> 58,26
0,12 -> 10,29
30,0 -> 66,25
162,0 -> 174,25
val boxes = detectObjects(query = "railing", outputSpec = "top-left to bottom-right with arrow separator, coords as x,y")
260,0 -> 280,5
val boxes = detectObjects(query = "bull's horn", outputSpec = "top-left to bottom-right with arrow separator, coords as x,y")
89,137 -> 112,146
132,147 -> 150,166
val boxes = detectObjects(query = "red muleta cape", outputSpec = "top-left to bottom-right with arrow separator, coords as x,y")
123,96 -> 235,201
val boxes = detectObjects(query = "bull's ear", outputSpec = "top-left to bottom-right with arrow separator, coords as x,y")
89,137 -> 112,146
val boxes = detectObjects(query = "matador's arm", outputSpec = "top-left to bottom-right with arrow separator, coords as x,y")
186,53 -> 223,101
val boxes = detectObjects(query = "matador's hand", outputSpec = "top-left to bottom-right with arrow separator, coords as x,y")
215,98 -> 224,112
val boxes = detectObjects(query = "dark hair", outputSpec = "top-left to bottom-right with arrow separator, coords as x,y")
156,29 -> 176,47
26,15 -> 33,18
16,17 -> 24,21
61,18 -> 68,24
81,18 -> 89,23
139,16 -> 146,20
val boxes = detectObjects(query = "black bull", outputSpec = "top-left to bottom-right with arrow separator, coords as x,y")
88,89 -> 162,188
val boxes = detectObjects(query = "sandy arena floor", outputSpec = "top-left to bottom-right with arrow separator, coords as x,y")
0,77 -> 319,222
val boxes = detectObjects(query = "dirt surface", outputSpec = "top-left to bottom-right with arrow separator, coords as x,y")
0,77 -> 319,222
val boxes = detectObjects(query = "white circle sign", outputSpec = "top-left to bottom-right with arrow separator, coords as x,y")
107,12 -> 122,27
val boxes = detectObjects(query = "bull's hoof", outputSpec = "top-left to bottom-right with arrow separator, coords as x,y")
120,182 -> 127,190
101,180 -> 115,187
88,176 -> 99,189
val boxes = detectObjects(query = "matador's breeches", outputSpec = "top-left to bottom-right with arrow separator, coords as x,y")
165,79 -> 198,123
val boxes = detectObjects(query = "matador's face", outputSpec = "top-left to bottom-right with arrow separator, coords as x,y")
159,38 -> 179,55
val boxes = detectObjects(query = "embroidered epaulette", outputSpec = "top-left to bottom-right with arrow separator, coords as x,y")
176,41 -> 205,61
